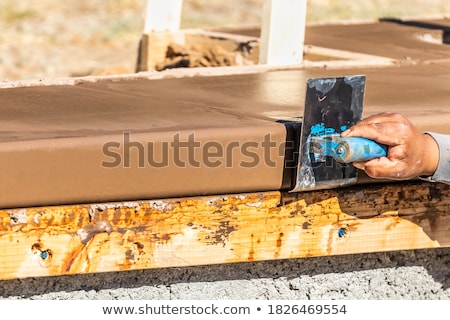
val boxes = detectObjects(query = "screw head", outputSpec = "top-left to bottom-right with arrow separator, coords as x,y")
338,227 -> 348,238
40,251 -> 49,260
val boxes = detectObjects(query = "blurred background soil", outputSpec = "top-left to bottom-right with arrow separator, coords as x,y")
1,0 -> 450,81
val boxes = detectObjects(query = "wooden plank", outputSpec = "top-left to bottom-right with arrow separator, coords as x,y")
136,31 -> 184,71
259,0 -> 307,65
0,181 -> 449,280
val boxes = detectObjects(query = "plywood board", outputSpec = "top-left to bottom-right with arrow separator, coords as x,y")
1,181 -> 448,280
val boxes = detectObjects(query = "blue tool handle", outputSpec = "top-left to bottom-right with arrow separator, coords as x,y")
333,137 -> 387,163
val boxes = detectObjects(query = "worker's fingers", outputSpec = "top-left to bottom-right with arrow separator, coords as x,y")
361,157 -> 413,180
341,113 -> 433,180
351,161 -> 366,171
341,113 -> 414,146
354,112 -> 408,126
341,122 -> 408,146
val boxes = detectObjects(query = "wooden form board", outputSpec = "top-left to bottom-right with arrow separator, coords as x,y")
0,181 -> 448,280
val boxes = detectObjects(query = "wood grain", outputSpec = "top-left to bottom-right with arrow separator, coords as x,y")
0,181 -> 448,280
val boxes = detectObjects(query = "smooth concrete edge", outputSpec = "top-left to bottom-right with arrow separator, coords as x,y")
0,124 -> 289,209
0,65 -> 284,89
0,58 -> 400,90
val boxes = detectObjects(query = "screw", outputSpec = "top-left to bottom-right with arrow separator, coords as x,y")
338,228 -> 347,238
31,243 -> 52,266
40,250 -> 49,260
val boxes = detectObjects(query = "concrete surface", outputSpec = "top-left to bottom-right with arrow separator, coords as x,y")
2,63 -> 450,209
1,18 -> 449,300
1,248 -> 449,299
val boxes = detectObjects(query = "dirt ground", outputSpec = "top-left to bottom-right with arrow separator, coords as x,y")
1,0 -> 450,81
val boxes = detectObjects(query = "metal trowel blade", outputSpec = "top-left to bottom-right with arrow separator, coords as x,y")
292,75 -> 366,192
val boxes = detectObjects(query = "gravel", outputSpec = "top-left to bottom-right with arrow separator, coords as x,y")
1,248 -> 449,300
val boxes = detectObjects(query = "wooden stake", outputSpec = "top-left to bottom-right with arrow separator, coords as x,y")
143,0 -> 183,33
259,0 -> 307,65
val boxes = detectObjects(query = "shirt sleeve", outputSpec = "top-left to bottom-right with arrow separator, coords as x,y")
420,132 -> 450,185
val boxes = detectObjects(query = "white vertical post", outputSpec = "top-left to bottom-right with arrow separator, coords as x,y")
143,0 -> 183,33
259,0 -> 307,65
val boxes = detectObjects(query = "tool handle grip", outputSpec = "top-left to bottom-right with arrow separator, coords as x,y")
334,137 -> 387,163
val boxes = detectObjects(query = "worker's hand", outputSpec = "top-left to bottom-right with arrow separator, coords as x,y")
341,112 -> 439,180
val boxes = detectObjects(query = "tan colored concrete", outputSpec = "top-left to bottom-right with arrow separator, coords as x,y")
305,19 -> 450,62
1,20 -> 449,208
